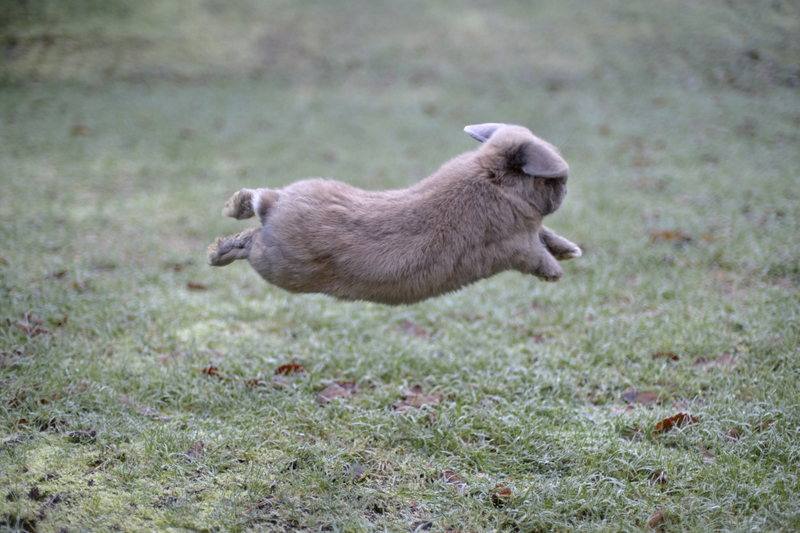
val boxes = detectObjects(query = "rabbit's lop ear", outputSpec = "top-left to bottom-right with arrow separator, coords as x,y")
520,139 -> 569,178
464,123 -> 507,143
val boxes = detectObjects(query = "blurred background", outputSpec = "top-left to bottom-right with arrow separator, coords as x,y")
1,0 -> 798,272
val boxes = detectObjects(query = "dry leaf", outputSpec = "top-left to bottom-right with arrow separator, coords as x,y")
241,497 -> 276,516
316,381 -> 357,404
621,387 -> 659,406
652,351 -> 679,362
400,320 -> 429,339
649,470 -> 668,485
70,124 -> 91,136
647,508 -> 667,531
441,470 -> 467,493
15,313 -> 51,337
343,462 -> 368,482
186,282 -> 207,290
185,440 -> 205,462
727,428 -> 742,441
491,483 -> 512,506
275,362 -> 307,376
650,230 -> 692,244
654,413 -> 699,434
68,429 -> 97,442
393,385 -> 443,411
698,445 -> 715,465
694,354 -> 738,371
754,419 -> 771,433
202,364 -> 222,377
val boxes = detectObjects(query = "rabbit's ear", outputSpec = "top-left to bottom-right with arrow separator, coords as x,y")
520,140 -> 569,178
464,123 -> 506,143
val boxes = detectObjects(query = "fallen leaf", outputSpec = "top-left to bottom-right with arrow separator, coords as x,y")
35,492 -> 65,520
649,470 -> 668,485
754,419 -> 771,433
441,470 -> 467,493
647,508 -> 667,531
653,413 -> 699,434
343,462 -> 368,482
652,351 -> 679,362
15,313 -> 51,337
727,428 -> 742,441
650,230 -> 692,244
491,483 -> 512,506
698,445 -> 715,465
694,353 -> 739,371
38,418 -> 70,431
244,375 -> 267,388
201,364 -> 223,378
68,429 -> 97,442
185,440 -> 205,462
179,126 -> 195,140
393,385 -> 443,411
275,362 -> 307,376
400,320 -> 429,339
70,124 -> 91,136
186,282 -> 207,290
621,387 -> 659,406
241,497 -> 276,516
316,381 -> 357,404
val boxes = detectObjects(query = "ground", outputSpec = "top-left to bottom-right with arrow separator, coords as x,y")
1,0 -> 799,531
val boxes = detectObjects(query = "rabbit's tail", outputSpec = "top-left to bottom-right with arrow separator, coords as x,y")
207,227 -> 260,267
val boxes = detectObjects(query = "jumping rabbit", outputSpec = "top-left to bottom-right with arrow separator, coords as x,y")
207,123 -> 581,305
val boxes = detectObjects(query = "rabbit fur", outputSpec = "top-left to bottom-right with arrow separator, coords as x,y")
207,123 -> 581,305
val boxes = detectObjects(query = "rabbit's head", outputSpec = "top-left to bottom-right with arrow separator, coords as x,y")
466,123 -> 568,216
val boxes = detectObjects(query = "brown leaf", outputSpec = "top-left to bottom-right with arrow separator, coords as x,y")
244,376 -> 267,388
491,483 -> 512,506
399,320 -> 429,339
185,440 -> 205,462
650,230 -> 692,244
647,508 -> 667,531
202,364 -> 222,377
393,385 -> 443,411
68,429 -> 97,442
694,353 -> 738,370
15,313 -> 51,337
179,126 -> 196,140
275,362 -> 307,376
754,419 -> 771,433
70,124 -> 91,136
35,492 -> 65,520
698,446 -> 715,465
652,351 -> 679,362
316,382 -> 356,404
727,428 -> 742,441
241,497 -> 276,516
649,470 -> 668,485
621,387 -> 659,406
186,281 -> 207,290
441,470 -> 467,493
654,413 -> 699,434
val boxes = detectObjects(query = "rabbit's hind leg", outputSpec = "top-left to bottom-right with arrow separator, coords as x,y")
207,227 -> 260,266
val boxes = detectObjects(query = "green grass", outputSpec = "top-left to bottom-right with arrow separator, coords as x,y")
1,1 -> 799,531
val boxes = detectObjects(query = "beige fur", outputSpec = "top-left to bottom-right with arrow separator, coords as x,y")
208,123 -> 581,305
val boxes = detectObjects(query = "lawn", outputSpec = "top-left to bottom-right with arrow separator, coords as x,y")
1,1 -> 799,531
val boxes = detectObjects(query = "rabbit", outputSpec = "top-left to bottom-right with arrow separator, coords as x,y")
207,123 -> 581,305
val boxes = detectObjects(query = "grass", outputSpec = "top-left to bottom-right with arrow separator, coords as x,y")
1,0 -> 799,531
